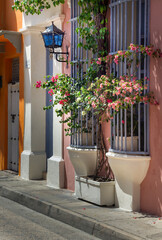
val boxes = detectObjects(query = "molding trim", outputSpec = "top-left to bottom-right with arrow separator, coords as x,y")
20,14 -> 66,35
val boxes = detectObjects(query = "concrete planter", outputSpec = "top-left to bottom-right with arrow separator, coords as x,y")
106,151 -> 151,211
75,176 -> 115,206
67,146 -> 97,177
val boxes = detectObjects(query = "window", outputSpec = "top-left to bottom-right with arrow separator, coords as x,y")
109,0 -> 150,154
70,0 -> 97,148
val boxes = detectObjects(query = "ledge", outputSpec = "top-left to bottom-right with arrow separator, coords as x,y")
106,151 -> 151,161
0,30 -> 21,53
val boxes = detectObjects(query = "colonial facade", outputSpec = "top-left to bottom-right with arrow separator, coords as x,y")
1,0 -> 162,217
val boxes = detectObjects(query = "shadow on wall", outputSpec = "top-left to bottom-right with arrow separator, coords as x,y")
141,31 -> 162,216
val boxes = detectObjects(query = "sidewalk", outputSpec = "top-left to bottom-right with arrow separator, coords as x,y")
0,171 -> 162,240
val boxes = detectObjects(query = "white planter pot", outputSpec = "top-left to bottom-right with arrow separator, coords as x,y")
75,176 -> 115,206
106,151 -> 151,211
67,146 -> 97,176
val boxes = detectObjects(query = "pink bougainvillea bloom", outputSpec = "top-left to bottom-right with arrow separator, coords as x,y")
92,101 -> 96,109
100,96 -> 104,102
130,43 -> 137,51
154,100 -> 159,105
122,120 -> 125,124
51,76 -> 55,82
55,75 -> 59,80
48,89 -> 54,96
107,99 -> 112,103
36,81 -> 42,88
59,100 -> 64,105
65,91 -> 70,96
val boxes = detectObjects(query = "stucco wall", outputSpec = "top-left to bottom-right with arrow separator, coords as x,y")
22,1 -> 61,28
141,0 -> 162,216
62,0 -> 75,191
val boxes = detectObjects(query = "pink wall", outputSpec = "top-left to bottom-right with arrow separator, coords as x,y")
62,1 -> 75,191
141,0 -> 162,216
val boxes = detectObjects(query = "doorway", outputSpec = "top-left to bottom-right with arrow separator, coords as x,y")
8,82 -> 19,172
8,58 -> 19,172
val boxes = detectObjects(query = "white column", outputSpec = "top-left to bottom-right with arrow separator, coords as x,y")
20,26 -> 46,180
47,20 -> 65,189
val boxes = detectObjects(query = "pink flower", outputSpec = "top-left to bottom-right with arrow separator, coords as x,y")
65,91 -> 70,96
107,99 -> 112,103
51,77 -> 55,82
59,100 -> 64,105
154,100 -> 159,105
35,81 -> 42,88
48,89 -> 54,96
92,101 -> 96,108
122,120 -> 125,124
130,43 -> 137,51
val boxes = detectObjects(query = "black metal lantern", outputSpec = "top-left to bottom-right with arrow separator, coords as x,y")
41,22 -> 69,65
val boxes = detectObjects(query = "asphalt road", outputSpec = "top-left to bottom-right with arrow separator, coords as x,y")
0,196 -> 100,240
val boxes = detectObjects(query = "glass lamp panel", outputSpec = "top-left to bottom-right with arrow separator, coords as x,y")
54,34 -> 63,47
43,33 -> 53,47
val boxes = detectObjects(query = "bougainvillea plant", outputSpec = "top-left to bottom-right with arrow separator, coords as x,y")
35,44 -> 161,135
34,43 -> 162,179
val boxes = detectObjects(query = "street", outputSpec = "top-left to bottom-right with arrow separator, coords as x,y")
0,196 -> 100,240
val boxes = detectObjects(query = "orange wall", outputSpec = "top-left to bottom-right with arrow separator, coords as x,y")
4,0 -> 22,31
0,0 -> 23,174
0,0 -> 5,29
141,0 -> 162,216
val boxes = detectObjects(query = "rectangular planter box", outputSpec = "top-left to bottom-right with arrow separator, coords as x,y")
75,176 -> 115,206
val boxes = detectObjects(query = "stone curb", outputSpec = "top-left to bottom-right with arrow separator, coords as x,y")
0,186 -> 142,240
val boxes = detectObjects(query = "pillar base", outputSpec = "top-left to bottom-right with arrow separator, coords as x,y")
21,150 -> 46,180
47,156 -> 64,189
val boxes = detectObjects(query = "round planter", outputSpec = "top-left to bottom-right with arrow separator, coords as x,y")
67,146 -> 97,177
106,151 -> 151,211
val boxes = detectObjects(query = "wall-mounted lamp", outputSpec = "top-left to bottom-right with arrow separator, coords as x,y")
41,22 -> 69,66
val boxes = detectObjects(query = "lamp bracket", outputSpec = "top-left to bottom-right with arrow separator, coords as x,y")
50,46 -> 69,68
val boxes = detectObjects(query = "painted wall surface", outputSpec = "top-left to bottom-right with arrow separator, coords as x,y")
22,3 -> 61,27
0,0 -> 5,29
4,0 -> 22,31
0,1 -> 23,174
141,0 -> 162,216
62,1 -> 75,191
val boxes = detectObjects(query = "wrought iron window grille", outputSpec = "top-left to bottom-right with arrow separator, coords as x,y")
109,0 -> 150,155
